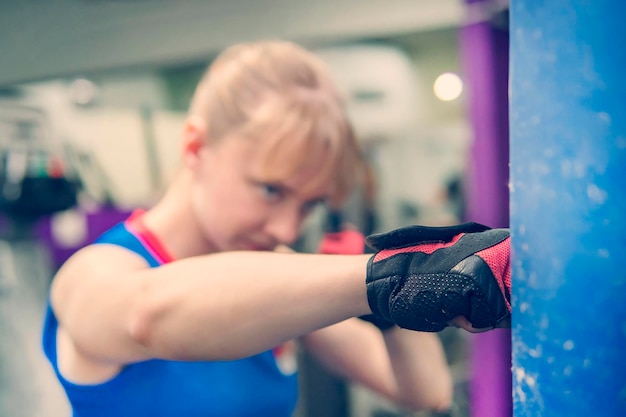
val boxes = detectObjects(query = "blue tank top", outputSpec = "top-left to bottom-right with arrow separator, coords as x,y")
42,212 -> 299,417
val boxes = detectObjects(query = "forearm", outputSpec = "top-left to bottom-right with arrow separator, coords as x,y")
383,328 -> 453,411
130,251 -> 372,360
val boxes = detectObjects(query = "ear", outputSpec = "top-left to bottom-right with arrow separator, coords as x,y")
181,115 -> 208,170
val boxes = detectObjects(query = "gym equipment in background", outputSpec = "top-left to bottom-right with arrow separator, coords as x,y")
0,104 -> 80,219
0,101 -> 76,417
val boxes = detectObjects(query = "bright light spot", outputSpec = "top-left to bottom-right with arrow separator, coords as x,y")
69,78 -> 98,106
433,72 -> 463,101
51,210 -> 88,248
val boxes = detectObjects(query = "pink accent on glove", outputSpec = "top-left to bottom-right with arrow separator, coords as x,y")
372,233 -> 465,262
476,237 -> 511,311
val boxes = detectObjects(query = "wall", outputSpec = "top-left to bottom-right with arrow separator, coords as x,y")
0,0 -> 464,86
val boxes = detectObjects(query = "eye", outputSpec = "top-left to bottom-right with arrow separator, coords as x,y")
301,198 -> 326,215
259,183 -> 284,202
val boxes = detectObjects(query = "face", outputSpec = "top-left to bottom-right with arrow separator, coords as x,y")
190,135 -> 330,252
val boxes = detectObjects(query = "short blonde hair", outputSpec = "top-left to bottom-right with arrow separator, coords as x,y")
189,40 -> 361,206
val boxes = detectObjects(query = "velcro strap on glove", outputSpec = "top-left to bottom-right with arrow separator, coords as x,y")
365,222 -> 490,251
365,223 -> 511,332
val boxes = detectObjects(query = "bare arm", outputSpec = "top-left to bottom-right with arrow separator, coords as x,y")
52,244 -> 372,364
301,319 -> 452,412
382,327 -> 452,411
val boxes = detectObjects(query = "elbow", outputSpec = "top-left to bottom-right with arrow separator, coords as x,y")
399,396 -> 453,415
429,377 -> 454,413
127,298 -> 161,355
127,292 -> 183,360
428,390 -> 454,414
426,380 -> 454,413
397,377 -> 454,413
399,394 -> 453,415
128,304 -> 152,350
126,288 -> 235,361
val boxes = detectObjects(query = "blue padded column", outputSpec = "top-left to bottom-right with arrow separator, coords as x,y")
510,1 -> 626,416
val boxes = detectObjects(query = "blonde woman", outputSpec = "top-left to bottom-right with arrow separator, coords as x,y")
43,41 -> 511,416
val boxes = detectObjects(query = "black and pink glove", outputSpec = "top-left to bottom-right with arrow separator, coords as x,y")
319,229 -> 396,331
365,222 -> 511,332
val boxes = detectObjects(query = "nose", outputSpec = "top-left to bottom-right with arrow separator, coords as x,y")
265,206 -> 302,246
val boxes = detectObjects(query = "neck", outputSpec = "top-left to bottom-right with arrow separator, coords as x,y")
141,170 -> 217,259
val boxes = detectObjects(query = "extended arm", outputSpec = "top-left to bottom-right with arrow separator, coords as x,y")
52,245 -> 372,364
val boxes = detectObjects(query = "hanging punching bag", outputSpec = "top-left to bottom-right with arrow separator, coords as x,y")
510,1 -> 626,416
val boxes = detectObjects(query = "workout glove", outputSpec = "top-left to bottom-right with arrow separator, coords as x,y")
365,222 -> 511,332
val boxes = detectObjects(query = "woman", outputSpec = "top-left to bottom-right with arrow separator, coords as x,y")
43,40 -> 510,416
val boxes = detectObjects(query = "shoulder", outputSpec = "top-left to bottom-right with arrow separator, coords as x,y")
50,244 -> 151,314
58,243 -> 152,280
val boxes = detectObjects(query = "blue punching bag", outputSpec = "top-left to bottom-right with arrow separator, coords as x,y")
510,1 -> 626,416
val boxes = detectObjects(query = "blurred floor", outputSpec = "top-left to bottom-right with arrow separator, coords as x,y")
0,238 -> 70,417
